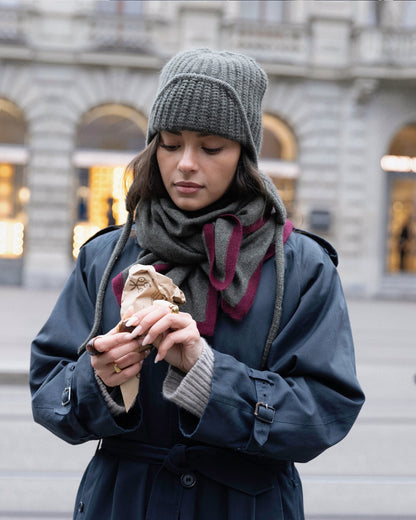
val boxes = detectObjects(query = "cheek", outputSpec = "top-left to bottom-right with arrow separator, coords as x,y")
223,154 -> 240,185
156,152 -> 169,186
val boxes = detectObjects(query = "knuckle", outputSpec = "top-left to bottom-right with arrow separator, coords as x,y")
107,350 -> 118,362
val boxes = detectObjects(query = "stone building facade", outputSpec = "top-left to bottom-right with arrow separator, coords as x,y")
1,0 -> 416,296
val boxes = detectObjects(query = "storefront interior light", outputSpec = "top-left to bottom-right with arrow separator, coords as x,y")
0,219 -> 24,258
381,155 -> 416,173
73,223 -> 100,259
72,164 -> 133,258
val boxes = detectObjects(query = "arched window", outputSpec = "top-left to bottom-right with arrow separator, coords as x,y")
381,124 -> 416,273
260,114 -> 298,217
72,104 -> 146,257
0,98 -> 27,262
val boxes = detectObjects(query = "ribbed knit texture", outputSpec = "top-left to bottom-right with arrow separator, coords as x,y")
163,339 -> 214,417
147,48 -> 268,164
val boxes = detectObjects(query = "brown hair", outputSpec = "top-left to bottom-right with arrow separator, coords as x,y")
124,134 -> 268,214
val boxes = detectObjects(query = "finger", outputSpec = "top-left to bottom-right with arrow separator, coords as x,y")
155,325 -> 195,361
141,312 -> 192,346
128,306 -> 174,339
102,359 -> 145,387
115,347 -> 152,369
91,337 -> 145,371
91,332 -> 132,354
143,314 -> 186,345
121,305 -> 135,320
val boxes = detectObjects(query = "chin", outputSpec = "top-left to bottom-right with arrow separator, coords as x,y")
171,197 -> 206,212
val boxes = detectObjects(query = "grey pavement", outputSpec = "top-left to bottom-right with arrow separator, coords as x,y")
1,286 -> 416,518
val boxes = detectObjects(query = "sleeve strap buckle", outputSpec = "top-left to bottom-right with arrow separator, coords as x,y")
254,402 -> 275,424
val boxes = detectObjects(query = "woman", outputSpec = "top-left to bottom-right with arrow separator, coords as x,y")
30,48 -> 364,520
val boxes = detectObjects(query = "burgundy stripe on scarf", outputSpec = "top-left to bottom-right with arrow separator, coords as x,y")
203,215 -> 243,291
112,220 -> 294,336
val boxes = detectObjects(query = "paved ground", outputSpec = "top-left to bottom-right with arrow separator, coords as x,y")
0,286 -> 416,518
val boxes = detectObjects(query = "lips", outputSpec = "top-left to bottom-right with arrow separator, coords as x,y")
174,181 -> 203,194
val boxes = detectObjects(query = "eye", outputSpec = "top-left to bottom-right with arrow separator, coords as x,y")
160,143 -> 179,151
202,146 -> 223,155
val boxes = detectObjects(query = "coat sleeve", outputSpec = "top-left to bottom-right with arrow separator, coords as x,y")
30,236 -> 141,445
177,233 -> 365,463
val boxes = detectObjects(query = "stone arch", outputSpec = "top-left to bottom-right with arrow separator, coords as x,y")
263,81 -> 312,153
261,113 -> 298,161
66,67 -> 158,136
0,64 -> 45,136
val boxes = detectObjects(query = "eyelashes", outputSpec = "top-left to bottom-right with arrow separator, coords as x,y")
159,144 -> 179,151
159,143 -> 224,155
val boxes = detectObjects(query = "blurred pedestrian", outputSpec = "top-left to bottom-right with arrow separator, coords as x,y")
398,216 -> 412,271
30,48 -> 364,520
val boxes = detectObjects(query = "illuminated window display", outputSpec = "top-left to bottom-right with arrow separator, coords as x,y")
73,105 -> 146,258
0,99 -> 27,259
383,124 -> 416,273
386,177 -> 416,273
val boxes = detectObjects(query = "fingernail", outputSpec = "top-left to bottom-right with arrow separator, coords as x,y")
130,325 -> 142,337
154,353 -> 161,364
125,316 -> 139,327
142,334 -> 150,345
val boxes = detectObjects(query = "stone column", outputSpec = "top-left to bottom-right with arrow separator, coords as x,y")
23,65 -> 77,288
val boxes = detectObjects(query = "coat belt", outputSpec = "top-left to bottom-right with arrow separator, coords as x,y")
100,438 -> 285,520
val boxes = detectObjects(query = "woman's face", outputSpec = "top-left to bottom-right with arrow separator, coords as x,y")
156,130 -> 241,211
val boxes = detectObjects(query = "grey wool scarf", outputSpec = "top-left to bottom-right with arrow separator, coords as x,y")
135,172 -> 287,368
80,173 -> 287,370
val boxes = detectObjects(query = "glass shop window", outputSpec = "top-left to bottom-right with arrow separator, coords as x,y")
73,104 -> 147,258
0,99 -> 27,259
386,178 -> 416,273
383,123 -> 416,273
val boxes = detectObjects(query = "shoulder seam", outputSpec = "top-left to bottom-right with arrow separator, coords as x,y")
81,225 -> 123,248
293,228 -> 338,267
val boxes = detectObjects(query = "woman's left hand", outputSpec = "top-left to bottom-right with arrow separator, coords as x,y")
126,301 -> 204,373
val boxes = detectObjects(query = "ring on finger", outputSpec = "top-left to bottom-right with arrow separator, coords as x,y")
113,363 -> 122,374
169,303 -> 179,314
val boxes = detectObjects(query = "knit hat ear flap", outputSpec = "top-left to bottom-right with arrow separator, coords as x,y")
147,48 -> 268,165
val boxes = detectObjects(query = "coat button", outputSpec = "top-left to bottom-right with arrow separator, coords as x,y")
180,472 -> 196,488
77,501 -> 84,512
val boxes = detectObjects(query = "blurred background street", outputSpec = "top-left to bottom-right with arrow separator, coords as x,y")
0,287 -> 415,519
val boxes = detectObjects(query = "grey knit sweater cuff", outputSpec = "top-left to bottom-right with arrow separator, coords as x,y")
162,339 -> 214,417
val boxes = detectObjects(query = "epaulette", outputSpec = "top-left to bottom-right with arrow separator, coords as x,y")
81,225 -> 123,248
293,228 -> 338,267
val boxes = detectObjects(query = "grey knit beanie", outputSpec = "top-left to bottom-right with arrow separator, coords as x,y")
147,48 -> 268,164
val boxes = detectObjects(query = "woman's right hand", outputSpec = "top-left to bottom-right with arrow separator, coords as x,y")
89,331 -> 151,387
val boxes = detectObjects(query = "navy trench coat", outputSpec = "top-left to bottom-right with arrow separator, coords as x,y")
30,227 -> 364,519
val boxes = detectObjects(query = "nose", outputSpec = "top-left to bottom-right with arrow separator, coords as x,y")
177,146 -> 198,174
